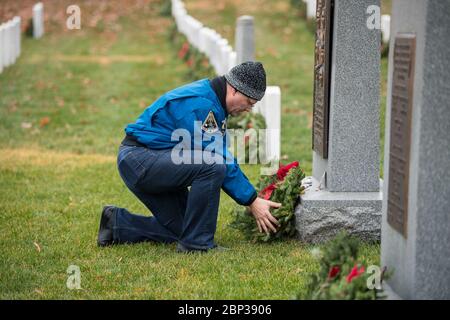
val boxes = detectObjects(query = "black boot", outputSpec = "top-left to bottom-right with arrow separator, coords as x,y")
97,206 -> 116,247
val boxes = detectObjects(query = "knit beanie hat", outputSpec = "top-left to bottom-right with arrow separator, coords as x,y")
224,61 -> 266,101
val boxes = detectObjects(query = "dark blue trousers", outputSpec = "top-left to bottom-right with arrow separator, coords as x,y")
114,144 -> 227,250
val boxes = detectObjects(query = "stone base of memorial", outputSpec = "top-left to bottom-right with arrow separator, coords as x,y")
294,177 -> 382,243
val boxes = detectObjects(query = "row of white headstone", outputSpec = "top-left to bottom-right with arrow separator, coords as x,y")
0,2 -> 44,75
32,2 -> 45,39
0,17 -> 21,75
171,0 -> 237,75
303,0 -> 391,44
171,0 -> 280,163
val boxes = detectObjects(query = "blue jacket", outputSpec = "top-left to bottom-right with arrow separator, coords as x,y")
125,79 -> 257,206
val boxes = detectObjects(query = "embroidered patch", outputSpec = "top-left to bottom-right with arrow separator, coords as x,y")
201,111 -> 219,133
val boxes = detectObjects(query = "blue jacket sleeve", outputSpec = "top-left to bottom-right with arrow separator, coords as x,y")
170,98 -> 257,206
222,147 -> 258,206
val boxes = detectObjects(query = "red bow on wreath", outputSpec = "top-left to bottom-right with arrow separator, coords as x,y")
259,161 -> 299,200
346,264 -> 365,283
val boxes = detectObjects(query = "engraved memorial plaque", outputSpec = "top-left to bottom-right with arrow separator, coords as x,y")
387,33 -> 416,237
312,0 -> 333,159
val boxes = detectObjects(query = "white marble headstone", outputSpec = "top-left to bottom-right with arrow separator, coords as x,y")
305,0 -> 317,20
381,15 -> 391,44
5,21 -> 13,67
227,51 -> 237,72
33,2 -> 44,39
0,24 -> 4,73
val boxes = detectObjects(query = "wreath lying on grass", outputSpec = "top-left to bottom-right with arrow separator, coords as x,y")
299,232 -> 391,300
230,161 -> 305,242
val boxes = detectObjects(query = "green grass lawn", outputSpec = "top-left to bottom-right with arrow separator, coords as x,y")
0,0 -> 381,299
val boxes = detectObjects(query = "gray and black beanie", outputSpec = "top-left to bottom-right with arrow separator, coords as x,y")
224,61 -> 267,101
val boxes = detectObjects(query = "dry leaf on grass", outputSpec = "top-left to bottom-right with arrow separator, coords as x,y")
39,117 -> 51,128
33,241 -> 41,253
34,288 -> 44,295
21,122 -> 32,129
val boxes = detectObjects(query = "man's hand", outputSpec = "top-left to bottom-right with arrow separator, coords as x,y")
248,197 -> 282,234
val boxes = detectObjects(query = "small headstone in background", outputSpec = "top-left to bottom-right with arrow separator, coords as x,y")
381,15 -> 390,44
11,19 -> 17,65
215,38 -> 228,74
305,0 -> 317,20
12,17 -> 21,63
227,50 -> 237,71
33,2 -> 44,39
262,87 -> 281,163
198,27 -> 208,54
235,15 -> 254,64
0,24 -> 4,73
220,44 -> 232,74
5,21 -> 13,67
210,32 -> 222,72
15,17 -> 21,60
0,16 -> 21,74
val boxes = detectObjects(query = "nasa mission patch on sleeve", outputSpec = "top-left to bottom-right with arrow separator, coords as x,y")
201,110 -> 219,133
